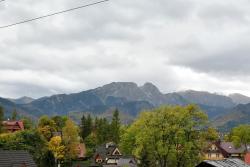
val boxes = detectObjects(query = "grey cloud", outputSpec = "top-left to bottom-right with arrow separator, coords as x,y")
2,0 -> 195,48
167,32 -> 250,76
198,2 -> 248,24
1,0 -> 250,97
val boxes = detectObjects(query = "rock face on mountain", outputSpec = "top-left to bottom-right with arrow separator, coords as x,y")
1,82 -> 250,124
91,82 -> 167,106
212,103 -> 250,130
229,93 -> 250,104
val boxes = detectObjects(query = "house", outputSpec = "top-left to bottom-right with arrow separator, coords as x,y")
203,142 -> 224,160
93,142 -> 123,165
91,142 -> 137,167
196,158 -> 250,167
2,121 -> 24,133
0,150 -> 37,167
203,141 -> 250,165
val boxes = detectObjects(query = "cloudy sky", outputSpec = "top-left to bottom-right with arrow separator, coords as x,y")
0,0 -> 250,98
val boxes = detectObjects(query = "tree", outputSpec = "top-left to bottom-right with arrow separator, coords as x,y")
96,118 -> 110,144
84,133 -> 97,157
0,106 -> 4,133
52,116 -> 67,131
21,117 -> 34,130
110,109 -> 121,144
231,124 -> 250,152
62,119 -> 80,161
48,136 -> 65,167
38,116 -> 56,141
11,109 -> 18,120
40,151 -> 55,167
120,105 -> 208,167
80,114 -> 92,141
0,129 -> 50,166
203,127 -> 219,142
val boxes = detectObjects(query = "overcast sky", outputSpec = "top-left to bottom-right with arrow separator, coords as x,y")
0,0 -> 250,98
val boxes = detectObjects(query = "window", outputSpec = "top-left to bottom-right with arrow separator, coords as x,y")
97,159 -> 102,163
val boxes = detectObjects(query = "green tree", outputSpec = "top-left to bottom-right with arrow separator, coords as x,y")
38,116 -> 56,141
11,109 -> 18,120
80,114 -> 92,141
40,151 -> 55,167
203,127 -> 219,142
62,119 -> 80,161
96,118 -> 110,144
231,124 -> 250,152
120,105 -> 208,167
52,116 -> 67,131
0,129 -> 50,166
110,109 -> 121,144
84,133 -> 97,157
21,117 -> 34,130
0,106 -> 4,133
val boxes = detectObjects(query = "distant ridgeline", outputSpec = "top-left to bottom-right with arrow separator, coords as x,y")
0,82 -> 250,129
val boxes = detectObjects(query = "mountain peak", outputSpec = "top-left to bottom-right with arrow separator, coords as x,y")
229,93 -> 250,104
140,82 -> 161,95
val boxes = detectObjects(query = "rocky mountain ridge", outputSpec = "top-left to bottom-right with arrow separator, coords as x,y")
0,82 -> 249,127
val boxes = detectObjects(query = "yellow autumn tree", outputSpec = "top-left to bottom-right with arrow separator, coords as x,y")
62,119 -> 80,161
48,136 -> 65,167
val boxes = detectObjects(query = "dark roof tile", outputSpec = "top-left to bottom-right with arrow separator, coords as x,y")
0,150 -> 37,167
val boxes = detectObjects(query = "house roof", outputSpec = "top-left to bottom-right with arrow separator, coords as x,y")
117,157 -> 137,167
2,121 -> 24,131
94,143 -> 122,160
0,150 -> 37,167
219,142 -> 247,154
198,158 -> 250,167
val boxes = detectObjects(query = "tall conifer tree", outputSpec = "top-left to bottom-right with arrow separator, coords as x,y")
111,109 -> 121,144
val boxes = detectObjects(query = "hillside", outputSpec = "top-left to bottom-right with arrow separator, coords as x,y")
212,103 -> 250,130
178,90 -> 235,108
1,82 -> 250,123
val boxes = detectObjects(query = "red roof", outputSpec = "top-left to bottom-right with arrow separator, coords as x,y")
2,121 -> 24,132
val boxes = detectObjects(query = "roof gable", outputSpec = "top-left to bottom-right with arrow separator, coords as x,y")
112,148 -> 122,156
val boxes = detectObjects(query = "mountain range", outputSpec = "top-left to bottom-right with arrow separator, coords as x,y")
0,82 -> 250,129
